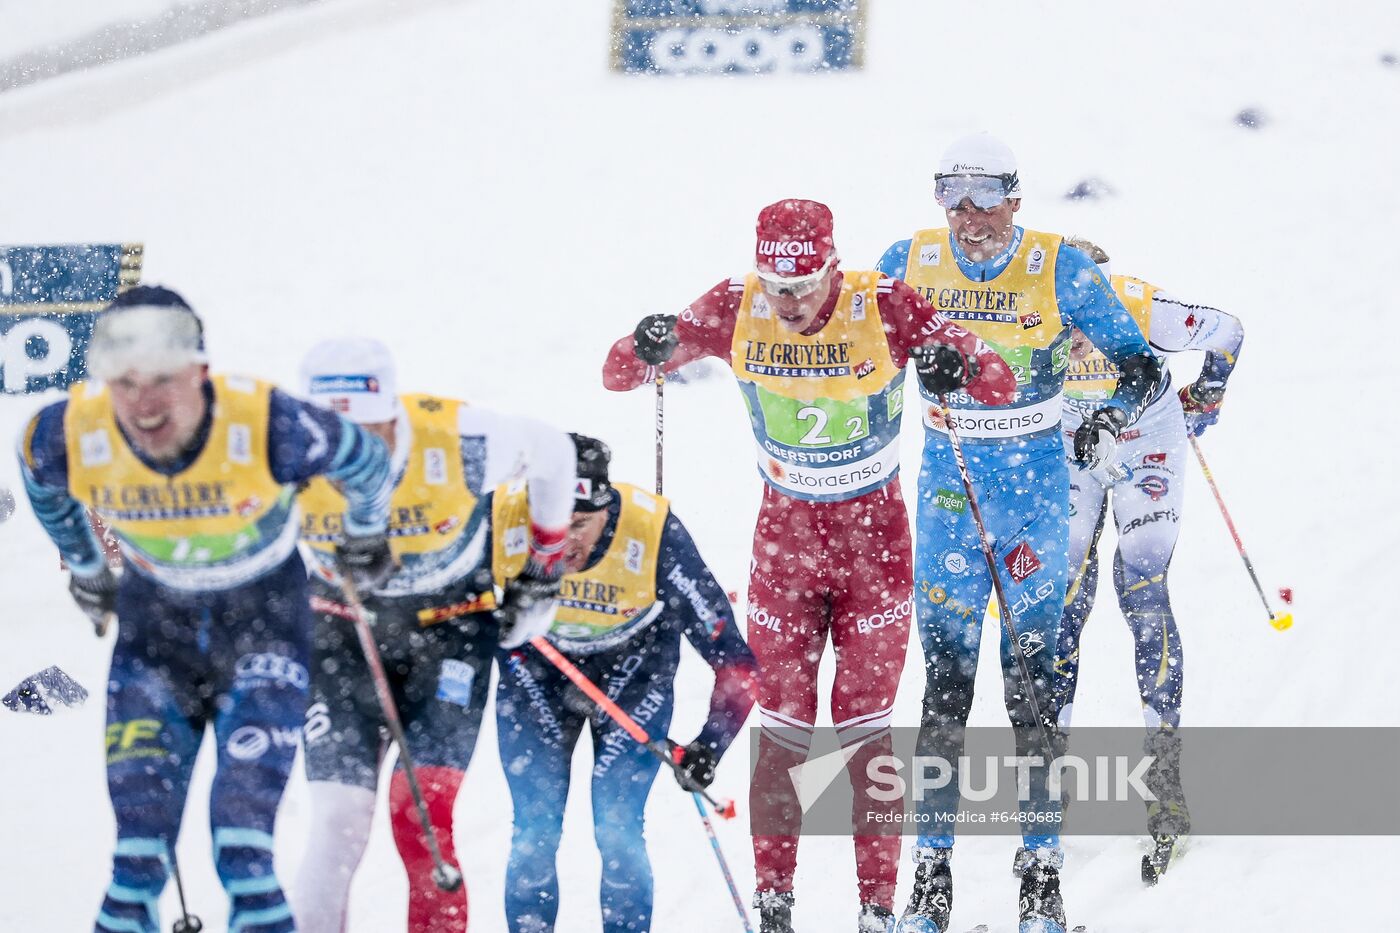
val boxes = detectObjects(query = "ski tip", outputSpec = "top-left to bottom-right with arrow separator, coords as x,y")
1141,853 -> 1161,885
1270,611 -> 1293,631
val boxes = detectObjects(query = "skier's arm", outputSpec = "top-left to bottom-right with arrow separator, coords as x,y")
879,277 -> 1019,405
456,405 -> 574,574
16,402 -> 107,575
267,389 -> 391,535
659,513 -> 757,759
602,278 -> 742,391
875,238 -> 914,281
1056,244 -> 1160,421
1146,290 -> 1244,391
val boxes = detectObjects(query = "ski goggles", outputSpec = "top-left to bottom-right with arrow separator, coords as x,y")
934,173 -> 1019,211
755,255 -> 835,298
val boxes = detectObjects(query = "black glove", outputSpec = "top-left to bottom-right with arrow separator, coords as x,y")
69,568 -> 118,636
672,740 -> 719,791
497,565 -> 562,649
335,532 -> 395,592
633,314 -> 678,366
910,343 -> 978,396
1179,380 -> 1226,437
1073,406 -> 1129,470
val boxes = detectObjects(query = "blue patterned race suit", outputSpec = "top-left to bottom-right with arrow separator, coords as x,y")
19,380 -> 390,933
877,230 -> 1157,859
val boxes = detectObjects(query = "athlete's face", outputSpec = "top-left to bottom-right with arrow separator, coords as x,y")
763,267 -> 839,333
107,363 -> 209,463
563,508 -> 610,573
946,197 -> 1020,262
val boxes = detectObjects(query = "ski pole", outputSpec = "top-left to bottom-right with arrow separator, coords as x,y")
339,580 -> 464,891
1188,435 -> 1293,631
654,368 -> 665,496
937,396 -> 1059,760
524,637 -> 751,931
168,841 -> 203,933
647,374 -> 751,931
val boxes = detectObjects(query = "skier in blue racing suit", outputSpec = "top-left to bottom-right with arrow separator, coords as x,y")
875,135 -> 1161,933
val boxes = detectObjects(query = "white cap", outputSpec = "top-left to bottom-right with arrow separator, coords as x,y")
87,304 -> 207,380
299,338 -> 399,424
937,132 -> 1022,195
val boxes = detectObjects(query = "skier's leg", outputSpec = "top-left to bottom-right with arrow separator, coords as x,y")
912,451 -> 992,855
1054,472 -> 1109,728
828,481 -> 913,911
496,647 -> 585,932
98,587 -> 202,933
208,562 -> 310,933
588,643 -> 674,933
747,490 -> 830,902
992,455 -> 1070,855
388,611 -> 497,932
1111,426 -> 1187,731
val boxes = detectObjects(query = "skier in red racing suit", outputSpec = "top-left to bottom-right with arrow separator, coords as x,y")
603,199 -> 1015,932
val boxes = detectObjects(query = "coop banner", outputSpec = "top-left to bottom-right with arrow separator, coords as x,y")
0,244 -> 143,394
613,1 -> 865,75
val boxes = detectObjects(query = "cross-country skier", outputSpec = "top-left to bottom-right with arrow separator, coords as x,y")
15,286 -> 394,933
604,199 -> 1015,933
493,433 -> 758,933
1050,238 -> 1244,882
875,135 -> 1162,933
289,338 -> 575,933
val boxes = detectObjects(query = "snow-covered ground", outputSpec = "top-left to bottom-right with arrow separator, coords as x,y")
3,1 -> 1398,930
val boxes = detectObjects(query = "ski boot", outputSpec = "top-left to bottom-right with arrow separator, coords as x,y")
896,848 -> 952,933
1011,845 -> 1033,878
755,890 -> 795,933
858,903 -> 896,933
1017,848 -> 1066,933
1141,728 -> 1191,885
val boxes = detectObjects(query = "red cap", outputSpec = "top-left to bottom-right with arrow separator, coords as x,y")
754,199 -> 836,277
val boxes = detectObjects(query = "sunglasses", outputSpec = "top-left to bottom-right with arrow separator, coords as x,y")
756,255 -> 835,298
934,173 -> 1019,210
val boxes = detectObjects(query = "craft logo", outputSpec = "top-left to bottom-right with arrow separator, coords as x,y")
1003,542 -> 1042,583
1136,475 -> 1170,502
